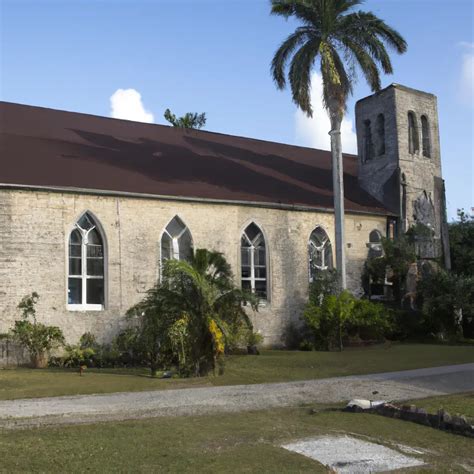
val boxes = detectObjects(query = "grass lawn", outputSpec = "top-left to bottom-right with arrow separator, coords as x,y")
1,343 -> 473,400
407,392 -> 474,419
1,395 -> 473,472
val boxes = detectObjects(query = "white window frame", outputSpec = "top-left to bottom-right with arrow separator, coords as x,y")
308,227 -> 333,282
67,218 -> 104,311
241,226 -> 267,301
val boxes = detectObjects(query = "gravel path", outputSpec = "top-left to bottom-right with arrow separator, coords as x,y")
1,363 -> 472,429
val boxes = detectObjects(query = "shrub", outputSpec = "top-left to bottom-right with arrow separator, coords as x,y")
11,293 -> 65,368
126,249 -> 257,377
418,270 -> 474,339
303,291 -> 393,351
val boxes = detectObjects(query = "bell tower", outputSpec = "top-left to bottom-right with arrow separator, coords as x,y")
355,84 -> 450,265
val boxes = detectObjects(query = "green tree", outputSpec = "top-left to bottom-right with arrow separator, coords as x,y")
418,270 -> 474,339
11,293 -> 65,368
127,249 -> 257,377
270,0 -> 407,289
164,108 -> 207,129
449,209 -> 474,277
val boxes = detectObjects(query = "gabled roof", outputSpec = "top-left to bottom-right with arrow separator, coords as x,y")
0,101 -> 390,215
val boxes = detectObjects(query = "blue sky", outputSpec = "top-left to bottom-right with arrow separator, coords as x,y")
1,0 -> 472,219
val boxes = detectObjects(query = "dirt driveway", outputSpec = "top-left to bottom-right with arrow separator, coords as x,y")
1,363 -> 472,429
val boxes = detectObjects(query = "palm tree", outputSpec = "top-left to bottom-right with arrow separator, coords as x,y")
271,0 -> 407,289
164,108 -> 207,129
128,249 -> 257,377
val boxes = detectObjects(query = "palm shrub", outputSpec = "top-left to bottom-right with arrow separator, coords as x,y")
271,0 -> 407,289
126,249 -> 257,377
11,292 -> 65,368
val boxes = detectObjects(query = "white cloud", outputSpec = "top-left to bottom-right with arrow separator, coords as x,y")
110,88 -> 154,123
459,42 -> 474,104
295,72 -> 357,154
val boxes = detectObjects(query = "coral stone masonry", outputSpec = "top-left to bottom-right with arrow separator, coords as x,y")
0,84 -> 450,346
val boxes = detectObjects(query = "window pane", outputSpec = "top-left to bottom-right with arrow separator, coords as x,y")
241,266 -> 251,278
87,228 -> 102,246
87,244 -> 103,258
70,229 -> 81,244
242,280 -> 251,292
69,243 -> 81,257
69,258 -> 81,276
166,216 -> 186,238
77,213 -> 95,231
68,278 -> 82,304
87,279 -> 104,305
255,280 -> 267,299
87,258 -> 104,276
244,223 -> 261,242
161,233 -> 172,261
255,247 -> 266,266
241,248 -> 250,266
178,229 -> 193,261
255,267 -> 266,279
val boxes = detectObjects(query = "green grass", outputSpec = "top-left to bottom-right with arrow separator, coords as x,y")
407,392 -> 474,419
1,400 -> 473,472
1,343 -> 473,400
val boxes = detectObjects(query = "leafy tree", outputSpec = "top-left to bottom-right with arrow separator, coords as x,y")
11,293 -> 65,368
126,249 -> 257,377
270,0 -> 407,289
418,270 -> 474,339
164,108 -> 207,129
449,209 -> 474,277
363,236 -> 416,305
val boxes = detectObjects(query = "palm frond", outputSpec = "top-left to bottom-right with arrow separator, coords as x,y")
271,0 -> 320,25
271,27 -> 314,89
288,37 -> 321,116
341,38 -> 381,91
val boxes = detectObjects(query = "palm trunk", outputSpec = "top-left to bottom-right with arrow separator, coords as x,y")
329,117 -> 347,290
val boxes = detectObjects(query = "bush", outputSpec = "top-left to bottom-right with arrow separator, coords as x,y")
303,291 -> 393,351
11,293 -> 65,368
418,270 -> 474,339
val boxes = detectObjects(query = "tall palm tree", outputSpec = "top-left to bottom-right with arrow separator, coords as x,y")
271,0 -> 407,289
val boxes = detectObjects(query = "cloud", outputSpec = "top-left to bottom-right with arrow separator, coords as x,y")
459,42 -> 474,104
295,72 -> 357,154
110,89 -> 154,123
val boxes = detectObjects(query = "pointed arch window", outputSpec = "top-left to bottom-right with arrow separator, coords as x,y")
421,115 -> 431,158
376,113 -> 385,156
309,226 -> 333,281
68,212 -> 105,310
363,119 -> 374,161
368,229 -> 383,259
408,111 -> 419,154
161,216 -> 193,266
241,223 -> 267,299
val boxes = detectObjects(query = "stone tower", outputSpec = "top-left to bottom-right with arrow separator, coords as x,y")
355,84 -> 450,265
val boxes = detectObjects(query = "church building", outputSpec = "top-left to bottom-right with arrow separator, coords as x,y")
0,84 -> 449,346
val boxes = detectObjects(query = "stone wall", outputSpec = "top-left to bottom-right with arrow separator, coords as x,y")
0,338 -> 29,368
356,84 -> 447,260
0,188 -> 386,346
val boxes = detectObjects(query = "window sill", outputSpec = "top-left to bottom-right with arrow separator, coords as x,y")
67,304 -> 104,312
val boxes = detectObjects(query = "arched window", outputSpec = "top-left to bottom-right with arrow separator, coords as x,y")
408,112 -> 419,154
161,216 -> 193,264
68,212 -> 105,309
368,229 -> 383,258
308,226 -> 333,281
363,119 -> 374,161
421,115 -> 431,158
241,223 -> 267,299
376,114 -> 385,156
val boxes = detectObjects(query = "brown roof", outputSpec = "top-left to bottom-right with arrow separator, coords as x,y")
0,101 -> 389,215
